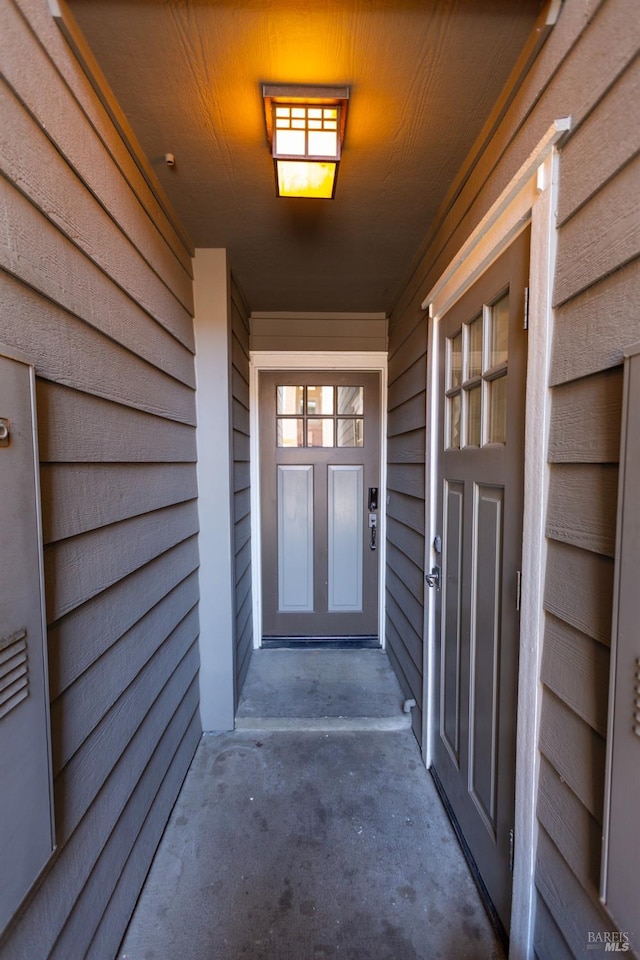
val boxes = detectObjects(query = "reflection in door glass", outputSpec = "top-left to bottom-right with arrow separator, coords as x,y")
490,295 -> 509,368
449,333 -> 462,388
337,418 -> 363,447
448,394 -> 461,449
307,419 -> 334,447
276,384 -> 366,448
337,386 -> 364,415
277,385 -> 304,415
466,385 -> 481,447
306,386 -> 334,415
489,375 -> 508,443
467,315 -> 483,379
277,419 -> 304,447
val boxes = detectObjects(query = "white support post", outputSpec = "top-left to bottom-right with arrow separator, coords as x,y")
193,249 -> 235,731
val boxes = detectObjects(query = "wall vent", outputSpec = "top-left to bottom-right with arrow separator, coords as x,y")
0,628 -> 29,720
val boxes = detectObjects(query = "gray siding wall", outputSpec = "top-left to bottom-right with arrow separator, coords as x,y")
385,315 -> 427,743
231,280 -> 253,701
387,0 -> 639,953
1,1 -> 201,957
250,313 -> 388,352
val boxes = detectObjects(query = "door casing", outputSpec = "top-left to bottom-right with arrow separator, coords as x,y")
250,351 -> 388,650
422,121 -> 570,958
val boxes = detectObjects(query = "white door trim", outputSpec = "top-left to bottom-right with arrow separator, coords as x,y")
249,351 -> 388,650
422,119 -> 571,960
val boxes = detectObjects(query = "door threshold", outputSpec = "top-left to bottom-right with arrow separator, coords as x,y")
261,636 -> 380,650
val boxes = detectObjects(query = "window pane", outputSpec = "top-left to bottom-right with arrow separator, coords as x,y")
277,386 -> 304,415
489,375 -> 508,444
490,294 -> 509,367
307,419 -> 334,447
274,127 -> 306,156
306,386 -> 334,415
447,394 -> 461,449
308,129 -> 338,158
467,315 -> 483,379
337,419 -> 363,447
449,333 -> 462,388
466,385 -> 481,447
277,419 -> 304,447
337,386 -> 364,415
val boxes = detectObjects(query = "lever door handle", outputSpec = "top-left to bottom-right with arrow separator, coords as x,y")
425,565 -> 440,590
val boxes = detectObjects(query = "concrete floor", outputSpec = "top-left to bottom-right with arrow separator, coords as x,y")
118,650 -> 505,960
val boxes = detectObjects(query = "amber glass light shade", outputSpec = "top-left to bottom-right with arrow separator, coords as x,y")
263,85 -> 348,199
276,160 -> 337,199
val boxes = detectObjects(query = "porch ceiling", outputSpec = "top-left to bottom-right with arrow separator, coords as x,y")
66,0 -> 542,314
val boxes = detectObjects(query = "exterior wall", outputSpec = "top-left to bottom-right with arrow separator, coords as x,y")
387,0 -> 639,954
385,313 -> 427,743
231,281 -> 253,699
250,312 -> 388,352
0,1 -> 201,957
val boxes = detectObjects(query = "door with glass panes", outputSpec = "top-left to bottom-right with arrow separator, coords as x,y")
259,371 -> 380,641
430,227 -> 529,934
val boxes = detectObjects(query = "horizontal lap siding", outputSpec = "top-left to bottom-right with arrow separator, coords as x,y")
250,314 -> 387,352
0,2 -> 200,959
386,306 -> 427,743
536,2 -> 638,950
386,0 -> 638,952
231,283 -> 253,702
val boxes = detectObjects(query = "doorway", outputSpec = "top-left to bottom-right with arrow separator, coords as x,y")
258,369 -> 381,644
429,227 -> 530,935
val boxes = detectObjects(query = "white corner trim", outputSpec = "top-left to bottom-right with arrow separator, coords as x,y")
422,123 -> 569,960
249,351 -> 388,651
193,250 -> 235,732
422,118 -> 571,320
507,147 -> 559,960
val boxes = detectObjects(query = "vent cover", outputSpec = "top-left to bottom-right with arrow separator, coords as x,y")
0,628 -> 29,720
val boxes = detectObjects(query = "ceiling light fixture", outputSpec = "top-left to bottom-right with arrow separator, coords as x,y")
262,84 -> 349,199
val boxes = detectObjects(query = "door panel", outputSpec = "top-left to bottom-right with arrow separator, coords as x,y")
260,370 -> 380,640
277,465 -> 314,611
442,480 -> 464,763
327,465 -> 363,612
471,484 -> 503,831
431,227 -> 530,935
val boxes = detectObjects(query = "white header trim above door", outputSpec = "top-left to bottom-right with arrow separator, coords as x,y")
249,351 -> 388,652
423,117 -> 571,321
422,120 -> 571,960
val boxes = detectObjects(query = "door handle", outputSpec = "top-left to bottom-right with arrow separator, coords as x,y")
425,565 -> 440,590
369,512 -> 377,551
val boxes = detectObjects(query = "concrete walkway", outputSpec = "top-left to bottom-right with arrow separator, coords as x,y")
118,650 -> 505,960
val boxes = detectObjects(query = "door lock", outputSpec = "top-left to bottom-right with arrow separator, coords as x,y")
425,565 -> 441,590
369,512 -> 377,551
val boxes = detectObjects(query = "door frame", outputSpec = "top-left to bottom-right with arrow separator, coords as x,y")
421,119 -> 571,959
250,351 -> 388,650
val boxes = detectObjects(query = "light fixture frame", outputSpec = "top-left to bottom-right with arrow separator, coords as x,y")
262,83 -> 350,199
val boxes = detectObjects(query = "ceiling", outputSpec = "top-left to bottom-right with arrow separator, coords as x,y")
67,0 -> 543,314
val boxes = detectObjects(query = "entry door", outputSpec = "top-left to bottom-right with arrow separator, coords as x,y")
260,371 -> 380,641
431,227 -> 530,934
